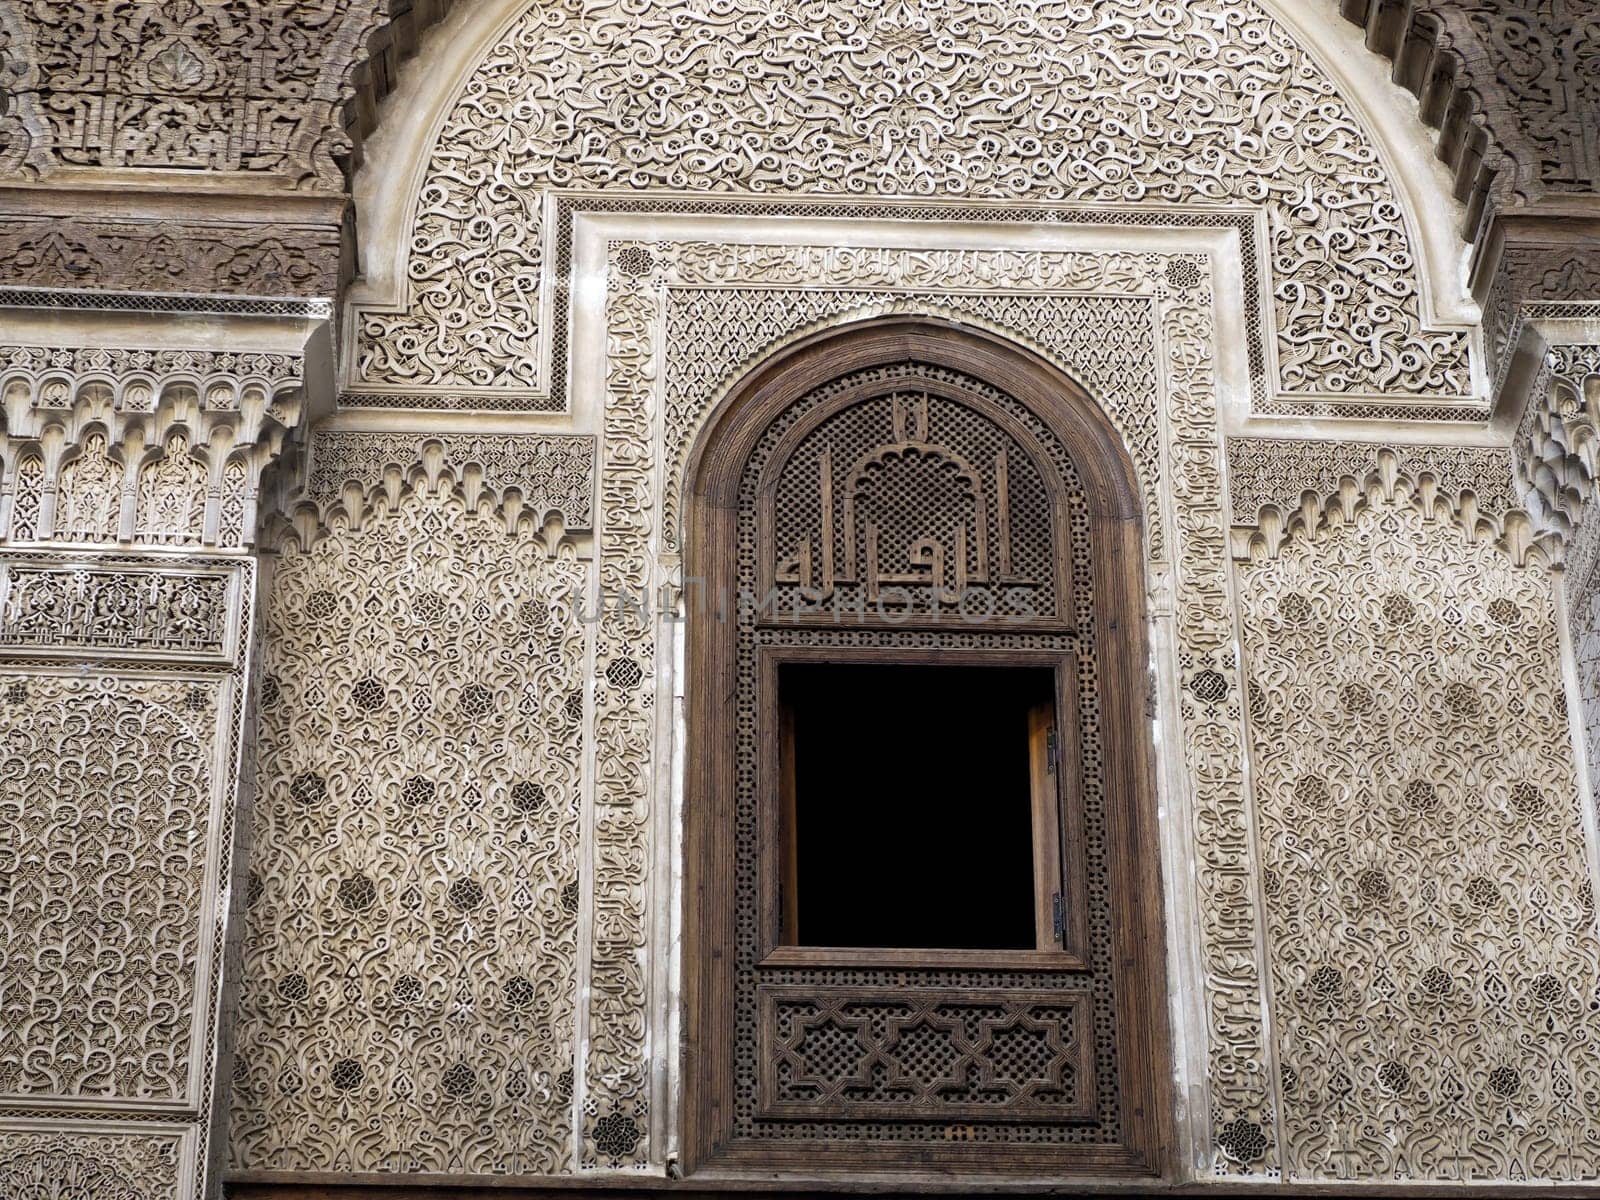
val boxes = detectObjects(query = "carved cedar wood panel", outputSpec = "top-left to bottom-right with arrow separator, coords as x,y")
687,333 -> 1167,1174
1240,490 -> 1600,1181
229,482 -> 588,1174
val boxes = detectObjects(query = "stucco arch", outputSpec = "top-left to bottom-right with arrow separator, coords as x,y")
341,0 -> 1483,415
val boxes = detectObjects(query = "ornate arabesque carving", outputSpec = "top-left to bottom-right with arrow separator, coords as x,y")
0,343 -> 306,548
352,0 -> 1472,408
720,353 -> 1128,1160
0,0 -> 434,188
760,987 -> 1096,1122
0,675 -> 218,1105
569,238 -> 1278,1173
1237,473 -> 1600,1181
0,213 -> 345,298
1226,440 -> 1548,569
0,562 -> 234,657
1228,439 -> 1516,527
655,246 -> 1166,560
1513,344 -> 1600,576
767,376 -> 1069,621
0,1125 -> 181,1200
0,323 -> 294,1199
1343,1 -> 1600,208
230,462 -> 589,1174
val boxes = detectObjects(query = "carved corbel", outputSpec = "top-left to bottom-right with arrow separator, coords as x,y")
0,316 -> 331,548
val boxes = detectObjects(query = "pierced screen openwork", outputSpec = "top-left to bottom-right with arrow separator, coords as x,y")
764,366 -> 1070,626
727,358 -> 1128,1152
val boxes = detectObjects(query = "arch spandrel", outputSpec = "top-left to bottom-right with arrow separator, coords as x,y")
346,0 -> 1480,412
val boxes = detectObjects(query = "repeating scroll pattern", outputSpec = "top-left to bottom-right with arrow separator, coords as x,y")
0,1126 -> 182,1200
0,674 -> 218,1104
230,480 -> 590,1174
1239,490 -> 1600,1181
581,278 -> 660,1170
352,0 -> 1471,405
589,239 -> 1276,1172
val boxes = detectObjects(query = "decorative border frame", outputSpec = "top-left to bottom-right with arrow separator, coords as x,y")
576,214 -> 1277,1177
345,192 -> 1486,421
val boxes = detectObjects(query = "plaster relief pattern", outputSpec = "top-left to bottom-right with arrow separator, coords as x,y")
588,237 -> 1277,1173
301,432 -> 596,531
230,471 -> 589,1174
0,563 -> 233,659
0,215 -> 344,298
1228,439 -> 1517,528
654,245 -> 1165,558
1238,480 -> 1600,1181
0,1125 -> 184,1200
0,343 -> 306,549
353,0 -> 1471,407
0,673 -> 219,1105
2,0 -> 394,187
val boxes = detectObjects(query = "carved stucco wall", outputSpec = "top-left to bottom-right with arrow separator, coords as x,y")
229,448 -> 591,1172
1235,459 -> 1600,1181
0,320 -> 315,1200
240,232 -> 1260,1177
346,0 -> 1475,413
0,2 -> 1597,1196
220,159 -> 1600,1186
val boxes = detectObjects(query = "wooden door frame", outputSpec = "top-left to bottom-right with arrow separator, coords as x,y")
680,316 -> 1173,1180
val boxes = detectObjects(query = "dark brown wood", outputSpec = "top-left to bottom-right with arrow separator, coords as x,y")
1028,698 -> 1062,954
226,1174 -> 1600,1199
681,317 -> 1172,1181
777,699 -> 800,947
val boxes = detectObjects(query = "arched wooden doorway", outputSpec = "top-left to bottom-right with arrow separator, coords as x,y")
681,318 -> 1171,1178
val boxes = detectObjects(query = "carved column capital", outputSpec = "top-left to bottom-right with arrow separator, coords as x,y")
0,307 -> 332,550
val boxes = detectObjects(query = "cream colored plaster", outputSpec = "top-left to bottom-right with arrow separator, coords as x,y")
345,0 -> 1479,396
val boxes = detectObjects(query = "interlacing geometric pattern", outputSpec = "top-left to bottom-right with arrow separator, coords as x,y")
1239,484 -> 1600,1181
229,481 -> 589,1173
0,675 -> 218,1104
351,0 -> 1471,406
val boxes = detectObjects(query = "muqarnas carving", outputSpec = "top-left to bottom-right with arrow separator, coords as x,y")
0,345 -> 305,548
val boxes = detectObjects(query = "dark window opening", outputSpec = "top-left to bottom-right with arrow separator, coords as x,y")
778,662 -> 1060,951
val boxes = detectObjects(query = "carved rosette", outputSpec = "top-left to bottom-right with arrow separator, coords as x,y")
231,446 -> 592,1174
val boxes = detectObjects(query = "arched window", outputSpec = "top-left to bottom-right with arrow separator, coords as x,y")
683,319 -> 1170,1177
